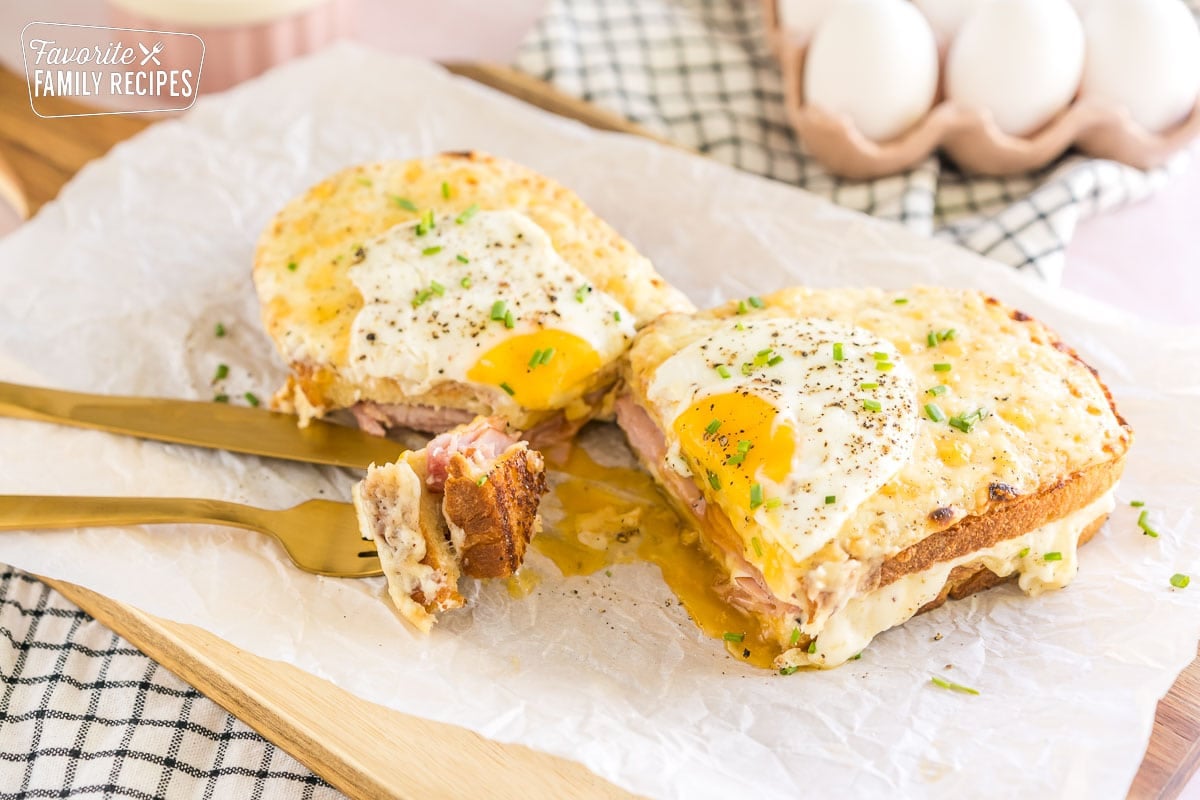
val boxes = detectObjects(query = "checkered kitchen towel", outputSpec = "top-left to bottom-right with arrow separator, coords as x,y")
515,0 -> 1198,284
0,567 -> 341,799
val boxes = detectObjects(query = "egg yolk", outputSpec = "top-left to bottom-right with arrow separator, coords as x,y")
674,392 -> 795,517
467,330 -> 602,410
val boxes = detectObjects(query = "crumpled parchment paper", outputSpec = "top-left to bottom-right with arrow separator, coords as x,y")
0,44 -> 1197,800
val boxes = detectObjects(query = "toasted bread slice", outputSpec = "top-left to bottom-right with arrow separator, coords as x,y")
254,152 -> 693,440
617,286 -> 1131,667
354,417 -> 548,631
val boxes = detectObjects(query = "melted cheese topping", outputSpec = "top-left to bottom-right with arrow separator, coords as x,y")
776,489 -> 1116,669
348,210 -> 634,411
646,317 -> 920,591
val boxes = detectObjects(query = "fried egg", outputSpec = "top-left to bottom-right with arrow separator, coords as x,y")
645,316 -> 920,570
349,210 -> 636,412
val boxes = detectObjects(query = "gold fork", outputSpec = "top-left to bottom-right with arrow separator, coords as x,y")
0,496 -> 381,578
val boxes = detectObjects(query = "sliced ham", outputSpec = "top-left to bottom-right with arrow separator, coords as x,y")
350,402 -> 475,437
424,416 -> 519,491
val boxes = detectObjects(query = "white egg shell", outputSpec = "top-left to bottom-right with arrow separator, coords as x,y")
911,0 -> 993,46
803,0 -> 939,142
1081,0 -> 1200,133
777,0 -> 842,44
946,0 -> 1085,137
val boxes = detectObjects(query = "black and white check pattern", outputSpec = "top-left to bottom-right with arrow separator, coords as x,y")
0,567 -> 341,799
515,0 -> 1196,283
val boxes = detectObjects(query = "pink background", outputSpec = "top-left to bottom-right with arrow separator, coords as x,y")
0,1 -> 1197,795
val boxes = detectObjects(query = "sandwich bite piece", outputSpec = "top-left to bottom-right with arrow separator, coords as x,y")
254,152 -> 692,444
353,416 -> 548,631
617,286 -> 1132,668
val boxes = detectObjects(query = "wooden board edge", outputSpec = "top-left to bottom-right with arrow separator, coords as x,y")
43,577 -> 637,800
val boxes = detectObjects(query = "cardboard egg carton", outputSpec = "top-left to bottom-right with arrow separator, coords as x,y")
761,0 -> 1200,179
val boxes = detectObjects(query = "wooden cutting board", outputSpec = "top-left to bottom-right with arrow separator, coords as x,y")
1,62 -> 1197,800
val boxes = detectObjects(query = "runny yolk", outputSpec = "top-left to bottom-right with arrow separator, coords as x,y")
536,442 -> 782,669
673,393 -> 795,517
467,330 -> 602,410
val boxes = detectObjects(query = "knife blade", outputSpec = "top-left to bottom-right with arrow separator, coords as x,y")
0,381 -> 407,470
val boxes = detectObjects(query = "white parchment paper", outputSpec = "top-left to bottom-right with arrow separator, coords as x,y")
1,45 -> 1198,799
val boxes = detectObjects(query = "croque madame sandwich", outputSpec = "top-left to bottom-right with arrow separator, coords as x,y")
253,151 -> 692,445
354,416 -> 547,631
616,286 -> 1132,669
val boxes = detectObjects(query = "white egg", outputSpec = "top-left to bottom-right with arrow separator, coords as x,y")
1081,0 -> 1200,133
911,0 -> 993,46
946,0 -> 1085,136
803,0 -> 939,141
777,0 -> 842,44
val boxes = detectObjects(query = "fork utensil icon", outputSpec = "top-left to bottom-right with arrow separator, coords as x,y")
139,41 -> 164,66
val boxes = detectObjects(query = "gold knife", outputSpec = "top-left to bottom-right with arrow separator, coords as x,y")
0,381 -> 407,470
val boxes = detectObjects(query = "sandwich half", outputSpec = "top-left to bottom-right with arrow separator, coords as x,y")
616,286 -> 1132,668
254,151 -> 693,444
353,416 -> 547,631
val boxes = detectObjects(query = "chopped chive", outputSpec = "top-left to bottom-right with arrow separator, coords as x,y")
833,342 -> 844,361
753,350 -> 771,367
460,276 -> 472,289
1170,574 -> 1190,589
737,439 -> 752,453
422,246 -> 442,257
477,475 -> 488,486
850,652 -> 863,661
736,300 -> 748,315
490,300 -> 507,320
723,632 -> 745,642
734,322 -> 745,331
416,208 -> 435,236
790,627 -> 802,646
933,363 -> 952,372
1043,551 -> 1063,562
873,351 -> 889,360
894,297 -> 909,305
1017,547 -> 1030,558
751,537 -> 763,557
455,203 -> 480,224
705,419 -> 722,435
504,310 -> 515,329
948,416 -> 972,433
807,639 -> 817,654
765,497 -> 783,509
747,295 -> 765,309
825,495 -> 836,505
539,348 -> 555,365
768,355 -> 784,367
214,322 -> 227,338
441,181 -> 450,199
927,331 -> 938,347
876,362 -> 894,372
212,363 -> 229,383
741,362 -> 754,376
940,329 -> 956,341
860,382 -> 879,390
1130,500 -> 1145,507
750,483 -> 763,509
575,284 -> 591,302
391,196 -> 418,212
930,676 -> 980,695
429,280 -> 445,296
716,365 -> 731,379
1137,510 -> 1159,537
244,392 -> 260,407
287,261 -> 298,272
863,399 -> 882,412
726,453 -> 745,466
925,403 -> 946,423
456,253 -> 469,264
614,310 -> 622,322
213,394 -> 229,403
529,349 -> 543,369
927,384 -> 948,396
707,471 -> 721,491
499,382 -> 515,396
779,665 -> 799,676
